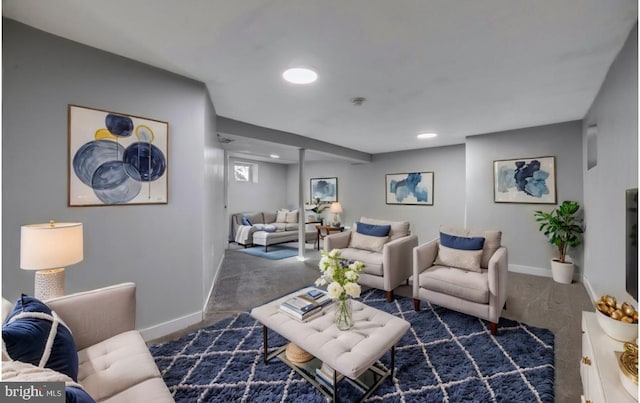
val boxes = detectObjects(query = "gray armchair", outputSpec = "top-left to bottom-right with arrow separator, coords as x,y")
412,226 -> 508,335
325,217 -> 418,302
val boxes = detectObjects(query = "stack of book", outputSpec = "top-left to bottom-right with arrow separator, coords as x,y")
315,362 -> 344,389
279,288 -> 331,322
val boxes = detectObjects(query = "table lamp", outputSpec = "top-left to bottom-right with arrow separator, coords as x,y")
20,220 -> 83,300
330,202 -> 343,227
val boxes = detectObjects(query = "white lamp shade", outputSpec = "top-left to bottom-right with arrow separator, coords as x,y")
330,202 -> 343,213
20,222 -> 83,270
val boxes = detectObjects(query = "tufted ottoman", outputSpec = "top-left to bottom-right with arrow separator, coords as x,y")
250,288 -> 410,401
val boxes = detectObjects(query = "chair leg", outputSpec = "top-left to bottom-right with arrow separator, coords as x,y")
413,298 -> 420,311
385,291 -> 393,302
490,322 -> 497,336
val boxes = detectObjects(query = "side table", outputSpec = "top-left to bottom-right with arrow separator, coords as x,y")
316,225 -> 344,250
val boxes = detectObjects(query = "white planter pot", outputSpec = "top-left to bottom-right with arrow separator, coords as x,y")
550,259 -> 574,284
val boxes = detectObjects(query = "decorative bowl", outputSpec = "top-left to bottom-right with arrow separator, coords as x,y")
596,309 -> 639,342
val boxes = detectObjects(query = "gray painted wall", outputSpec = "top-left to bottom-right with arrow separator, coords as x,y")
287,145 -> 467,244
227,157 -> 289,214
582,23 -> 638,301
465,122 -> 584,273
2,19 -> 226,331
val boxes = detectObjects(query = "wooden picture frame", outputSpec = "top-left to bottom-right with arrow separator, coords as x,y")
68,105 -> 169,206
493,156 -> 556,204
385,172 -> 434,205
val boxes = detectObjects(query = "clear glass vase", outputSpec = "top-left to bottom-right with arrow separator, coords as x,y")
335,296 -> 353,330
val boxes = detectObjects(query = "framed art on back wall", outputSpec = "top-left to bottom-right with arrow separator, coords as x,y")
68,105 -> 169,206
493,156 -> 556,204
311,177 -> 338,202
385,172 -> 434,205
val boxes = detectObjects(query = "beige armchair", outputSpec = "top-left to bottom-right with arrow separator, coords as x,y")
412,226 -> 508,335
325,217 -> 418,301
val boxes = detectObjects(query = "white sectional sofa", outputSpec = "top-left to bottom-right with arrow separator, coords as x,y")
230,210 -> 317,251
2,283 -> 173,402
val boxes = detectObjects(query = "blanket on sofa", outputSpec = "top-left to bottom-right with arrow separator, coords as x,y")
234,225 -> 255,244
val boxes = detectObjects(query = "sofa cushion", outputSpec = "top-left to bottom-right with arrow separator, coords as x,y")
349,232 -> 388,253
272,223 -> 287,231
77,330 -> 162,402
285,210 -> 299,223
101,378 -> 173,403
263,211 -> 277,224
434,244 -> 483,272
439,225 -> 502,269
285,223 -> 298,231
336,248 -> 384,276
360,217 -> 409,241
419,265 -> 489,304
276,210 -> 287,223
3,295 -> 79,381
245,212 -> 264,225
440,232 -> 485,250
356,221 -> 391,237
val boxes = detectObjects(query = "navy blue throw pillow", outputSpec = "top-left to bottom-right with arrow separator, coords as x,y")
66,387 -> 96,403
241,216 -> 252,226
2,295 -> 79,381
440,232 -> 485,250
356,222 -> 391,237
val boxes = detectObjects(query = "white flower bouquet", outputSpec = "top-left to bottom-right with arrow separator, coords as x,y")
315,249 -> 365,330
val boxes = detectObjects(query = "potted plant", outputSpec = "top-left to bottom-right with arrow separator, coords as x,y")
534,200 -> 584,284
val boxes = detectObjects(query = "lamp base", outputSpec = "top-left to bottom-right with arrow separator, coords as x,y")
34,268 -> 65,300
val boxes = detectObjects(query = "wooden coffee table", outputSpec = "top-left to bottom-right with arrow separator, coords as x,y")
250,287 -> 410,402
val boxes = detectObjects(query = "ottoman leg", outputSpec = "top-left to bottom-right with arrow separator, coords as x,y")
385,291 -> 393,302
490,322 -> 497,336
413,298 -> 420,311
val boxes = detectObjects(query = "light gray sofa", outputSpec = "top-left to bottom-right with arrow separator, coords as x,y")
412,226 -> 508,335
325,217 -> 418,301
2,283 -> 174,402
230,210 -> 317,251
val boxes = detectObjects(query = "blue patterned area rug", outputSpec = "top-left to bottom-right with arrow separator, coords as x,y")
149,289 -> 554,402
236,245 -> 299,260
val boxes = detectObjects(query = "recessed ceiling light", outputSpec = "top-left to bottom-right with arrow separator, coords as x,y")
270,154 -> 280,159
282,67 -> 318,84
417,132 -> 438,139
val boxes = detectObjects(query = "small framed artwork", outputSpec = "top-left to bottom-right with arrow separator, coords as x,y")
310,177 -> 338,202
68,105 -> 169,206
385,172 -> 434,205
493,156 -> 556,204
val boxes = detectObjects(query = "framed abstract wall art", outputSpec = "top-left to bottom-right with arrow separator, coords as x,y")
68,105 -> 169,206
493,156 -> 556,204
385,172 -> 434,205
310,177 -> 338,202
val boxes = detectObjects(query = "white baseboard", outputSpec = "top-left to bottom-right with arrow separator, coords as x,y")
509,264 -> 552,278
140,310 -> 202,342
203,253 -> 225,312
509,264 -> 583,283
582,275 -> 598,304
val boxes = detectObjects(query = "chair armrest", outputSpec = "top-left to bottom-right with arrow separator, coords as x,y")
487,246 -> 508,297
325,230 -> 351,250
412,238 -> 439,296
382,235 -> 419,290
45,283 -> 136,350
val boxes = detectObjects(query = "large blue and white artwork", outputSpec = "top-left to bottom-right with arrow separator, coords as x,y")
386,172 -> 434,205
493,156 -> 556,204
68,105 -> 168,206
310,177 -> 337,202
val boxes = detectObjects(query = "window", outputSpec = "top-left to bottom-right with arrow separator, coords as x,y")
233,162 -> 259,183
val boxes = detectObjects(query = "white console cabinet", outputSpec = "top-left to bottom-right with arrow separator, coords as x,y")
581,311 -> 637,402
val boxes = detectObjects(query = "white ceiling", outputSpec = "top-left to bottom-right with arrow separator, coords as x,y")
3,0 -> 637,161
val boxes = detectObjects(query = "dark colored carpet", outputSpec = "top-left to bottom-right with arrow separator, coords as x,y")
236,245 -> 299,260
149,289 -> 554,402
